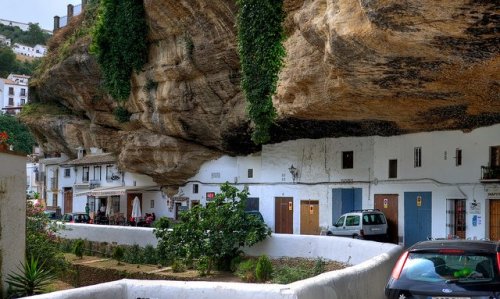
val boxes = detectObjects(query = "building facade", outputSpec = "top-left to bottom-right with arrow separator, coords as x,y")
0,74 -> 29,115
11,43 -> 46,58
173,124 -> 500,246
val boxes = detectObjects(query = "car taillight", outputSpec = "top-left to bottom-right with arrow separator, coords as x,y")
497,252 -> 500,273
391,251 -> 409,280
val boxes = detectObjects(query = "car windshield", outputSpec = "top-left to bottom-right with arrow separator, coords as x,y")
362,213 -> 386,225
401,252 -> 496,283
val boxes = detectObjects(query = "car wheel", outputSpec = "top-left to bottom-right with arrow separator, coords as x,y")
352,234 -> 361,239
385,289 -> 401,299
326,231 -> 333,236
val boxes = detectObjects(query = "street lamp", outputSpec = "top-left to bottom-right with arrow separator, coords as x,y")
288,164 -> 299,183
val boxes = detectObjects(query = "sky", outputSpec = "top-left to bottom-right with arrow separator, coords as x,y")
0,0 -> 81,31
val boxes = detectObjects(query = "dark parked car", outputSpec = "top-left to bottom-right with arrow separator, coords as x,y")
62,212 -> 90,223
44,210 -> 62,220
245,210 -> 264,222
385,240 -> 500,299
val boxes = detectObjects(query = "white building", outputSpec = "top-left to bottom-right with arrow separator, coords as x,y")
172,124 -> 500,246
40,147 -> 170,223
0,74 -> 29,115
11,43 -> 46,58
0,34 -> 11,46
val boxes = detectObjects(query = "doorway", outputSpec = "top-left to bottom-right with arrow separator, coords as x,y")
63,188 -> 73,214
404,192 -> 432,247
490,199 -> 500,241
275,197 -> 293,234
447,199 -> 466,239
332,188 -> 362,224
300,200 -> 320,235
374,194 -> 399,244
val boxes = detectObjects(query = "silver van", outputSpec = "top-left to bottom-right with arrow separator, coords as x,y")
327,209 -> 388,241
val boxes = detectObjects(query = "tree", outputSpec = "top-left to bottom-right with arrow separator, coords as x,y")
154,183 -> 271,274
0,114 -> 36,154
0,46 -> 17,77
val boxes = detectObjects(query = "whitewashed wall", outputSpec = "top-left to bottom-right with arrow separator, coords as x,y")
0,151 -> 26,298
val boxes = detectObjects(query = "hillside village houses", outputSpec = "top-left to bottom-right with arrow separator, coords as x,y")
11,42 -> 47,58
35,124 -> 500,247
0,34 -> 11,46
0,73 -> 29,115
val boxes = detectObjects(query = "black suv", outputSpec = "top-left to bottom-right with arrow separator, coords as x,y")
385,240 -> 500,299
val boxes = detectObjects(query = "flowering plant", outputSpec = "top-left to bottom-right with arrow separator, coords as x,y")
0,131 -> 8,144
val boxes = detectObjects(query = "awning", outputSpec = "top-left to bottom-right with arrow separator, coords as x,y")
74,185 -> 157,197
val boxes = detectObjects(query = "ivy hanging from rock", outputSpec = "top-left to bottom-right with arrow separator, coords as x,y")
90,0 -> 148,102
236,0 -> 286,144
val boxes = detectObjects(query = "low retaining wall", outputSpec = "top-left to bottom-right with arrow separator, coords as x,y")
37,224 -> 402,299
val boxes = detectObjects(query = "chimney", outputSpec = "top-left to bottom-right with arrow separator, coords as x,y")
53,16 -> 60,32
67,4 -> 74,21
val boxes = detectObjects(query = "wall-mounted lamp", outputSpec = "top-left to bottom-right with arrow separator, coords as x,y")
288,164 -> 299,183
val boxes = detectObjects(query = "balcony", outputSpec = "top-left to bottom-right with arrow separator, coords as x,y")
480,166 -> 500,183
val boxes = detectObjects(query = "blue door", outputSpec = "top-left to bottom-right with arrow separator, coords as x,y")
404,192 -> 432,247
332,188 -> 362,224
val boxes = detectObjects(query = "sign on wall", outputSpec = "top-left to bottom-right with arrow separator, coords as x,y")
469,199 -> 481,214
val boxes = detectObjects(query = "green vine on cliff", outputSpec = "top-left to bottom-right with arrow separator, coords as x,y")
90,0 -> 148,102
236,0 -> 286,144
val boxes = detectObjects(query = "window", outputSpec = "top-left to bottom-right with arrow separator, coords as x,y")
111,196 -> 120,214
389,159 -> 397,178
245,197 -> 259,211
8,98 -> 13,106
414,147 -> 422,168
20,99 -> 25,105
342,151 -> 353,169
455,149 -> 462,166
8,87 -> 13,95
64,168 -> 71,177
211,172 -> 220,179
192,184 -> 199,194
52,193 -> 58,207
94,166 -> 101,180
82,166 -> 89,182
345,215 -> 360,226
335,216 -> 345,227
150,200 -> 154,209
106,165 -> 113,181
490,146 -> 500,168
20,88 -> 26,96
247,169 -> 253,178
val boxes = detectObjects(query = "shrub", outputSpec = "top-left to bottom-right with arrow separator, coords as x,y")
143,245 -> 158,265
196,256 -> 209,277
255,255 -> 273,282
171,260 -> 186,273
113,106 -> 131,123
72,239 -> 85,259
271,266 -> 310,284
6,257 -> 56,297
112,246 -> 125,265
313,257 -> 326,276
236,259 -> 256,282
124,244 -> 143,264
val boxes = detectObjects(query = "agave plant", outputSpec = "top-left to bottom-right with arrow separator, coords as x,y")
6,256 -> 56,298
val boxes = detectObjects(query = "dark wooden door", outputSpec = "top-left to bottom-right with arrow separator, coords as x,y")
490,199 -> 500,241
454,199 -> 466,239
300,200 -> 320,235
275,197 -> 293,234
127,193 -> 142,220
375,194 -> 398,244
63,189 -> 73,214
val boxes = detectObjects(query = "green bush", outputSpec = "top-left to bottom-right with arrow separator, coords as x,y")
90,0 -> 148,101
255,255 -> 273,282
313,257 -> 326,276
113,106 -> 132,123
236,0 -> 286,144
171,260 -> 186,273
6,257 -> 56,298
196,256 -> 209,277
124,244 -> 143,264
72,239 -> 85,259
236,259 -> 256,282
112,246 -> 125,265
143,245 -> 158,265
272,266 -> 310,284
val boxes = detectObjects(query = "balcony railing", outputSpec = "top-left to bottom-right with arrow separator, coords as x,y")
480,166 -> 500,182
89,180 -> 101,189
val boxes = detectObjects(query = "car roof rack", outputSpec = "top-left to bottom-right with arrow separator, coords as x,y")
350,209 -> 381,212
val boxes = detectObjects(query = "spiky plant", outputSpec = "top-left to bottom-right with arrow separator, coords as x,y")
6,256 -> 56,297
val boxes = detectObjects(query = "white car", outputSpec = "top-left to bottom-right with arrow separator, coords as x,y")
327,209 -> 388,241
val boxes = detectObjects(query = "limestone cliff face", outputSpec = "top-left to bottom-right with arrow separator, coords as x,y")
27,0 -> 499,187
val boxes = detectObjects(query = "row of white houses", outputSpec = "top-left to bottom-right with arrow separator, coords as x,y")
35,124 -> 500,246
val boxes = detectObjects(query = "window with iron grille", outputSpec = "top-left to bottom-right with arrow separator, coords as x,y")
8,87 -> 13,95
414,147 -> 422,168
64,168 -> 71,177
248,169 -> 253,178
193,184 -> 199,194
106,165 -> 113,181
52,193 -> 58,207
8,98 -> 13,106
94,166 -> 101,180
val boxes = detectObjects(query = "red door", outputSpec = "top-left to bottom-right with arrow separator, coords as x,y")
375,194 -> 398,244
